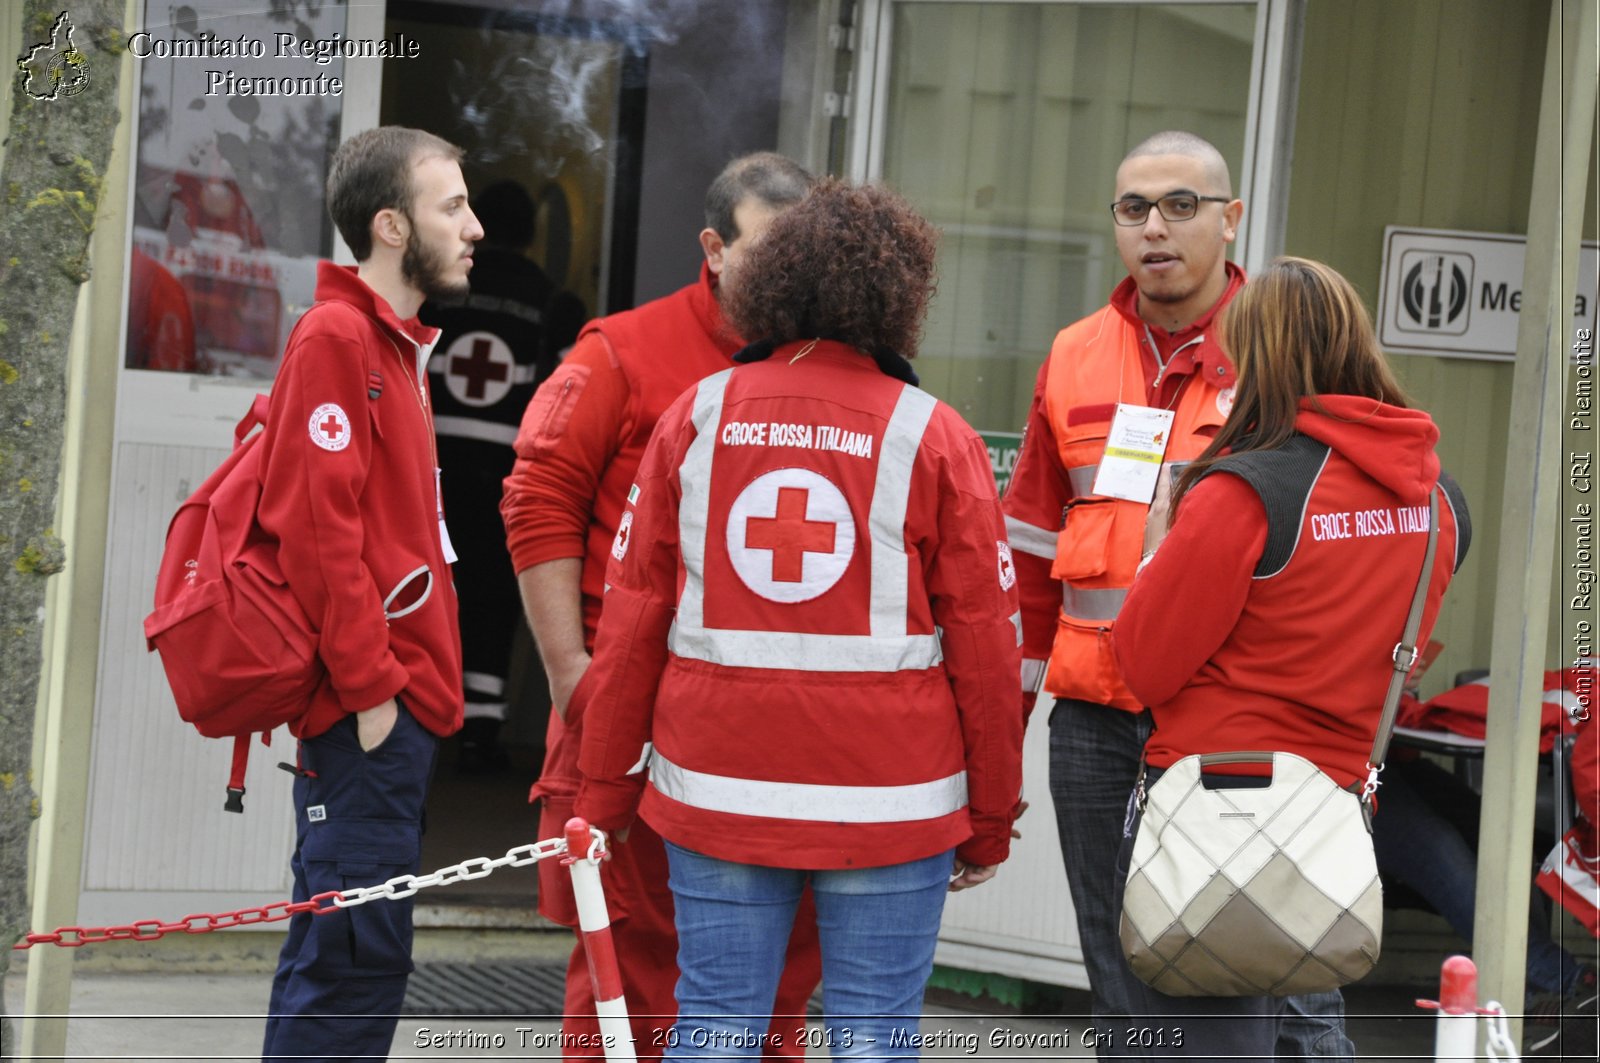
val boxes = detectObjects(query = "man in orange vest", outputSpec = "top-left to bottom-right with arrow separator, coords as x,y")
500,152 -> 821,1061
1004,130 -> 1353,1057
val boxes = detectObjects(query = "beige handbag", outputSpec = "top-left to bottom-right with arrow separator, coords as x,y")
1119,491 -> 1438,998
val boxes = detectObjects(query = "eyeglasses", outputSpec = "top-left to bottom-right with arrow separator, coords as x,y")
1109,194 -> 1231,227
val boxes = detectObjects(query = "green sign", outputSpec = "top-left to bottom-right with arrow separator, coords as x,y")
979,430 -> 1023,495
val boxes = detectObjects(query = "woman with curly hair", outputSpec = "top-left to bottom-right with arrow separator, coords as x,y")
572,179 -> 1025,1058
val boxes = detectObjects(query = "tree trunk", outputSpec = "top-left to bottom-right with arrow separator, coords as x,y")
1,0 -> 125,1042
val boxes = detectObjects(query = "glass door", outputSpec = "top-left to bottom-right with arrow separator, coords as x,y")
82,0 -> 379,925
853,0 -> 1265,439
847,0 -> 1273,988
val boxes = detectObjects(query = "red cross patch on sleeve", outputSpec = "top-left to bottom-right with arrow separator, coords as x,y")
309,403 -> 353,452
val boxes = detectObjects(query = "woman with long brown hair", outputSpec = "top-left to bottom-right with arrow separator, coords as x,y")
1111,256 -> 1471,1057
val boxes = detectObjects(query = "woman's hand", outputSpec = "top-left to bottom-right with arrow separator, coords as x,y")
949,861 -> 998,891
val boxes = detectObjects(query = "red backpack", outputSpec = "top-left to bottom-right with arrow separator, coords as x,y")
143,393 -> 323,812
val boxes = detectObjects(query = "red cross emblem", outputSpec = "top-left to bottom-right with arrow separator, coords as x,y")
612,510 -> 634,561
441,331 -> 515,407
745,487 -> 836,583
726,468 -> 855,603
308,403 -> 352,452
452,337 -> 509,398
997,540 -> 1016,591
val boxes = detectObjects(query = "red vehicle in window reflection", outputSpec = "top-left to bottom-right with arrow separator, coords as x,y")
129,166 -> 316,378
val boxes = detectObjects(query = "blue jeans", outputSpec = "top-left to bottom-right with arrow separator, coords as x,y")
1049,699 -> 1354,1060
662,842 -> 952,1061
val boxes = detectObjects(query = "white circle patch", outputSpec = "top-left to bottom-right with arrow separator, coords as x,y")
309,403 -> 352,452
997,540 -> 1016,591
1216,386 -> 1236,418
726,468 -> 855,603
612,510 -> 634,561
442,330 -> 515,408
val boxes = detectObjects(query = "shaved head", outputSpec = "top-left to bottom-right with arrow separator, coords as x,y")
1123,131 -> 1233,197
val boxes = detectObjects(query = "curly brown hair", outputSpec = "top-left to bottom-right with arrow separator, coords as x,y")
722,178 -> 939,357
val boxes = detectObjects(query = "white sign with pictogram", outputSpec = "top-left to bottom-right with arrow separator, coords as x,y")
726,468 -> 855,603
439,330 -> 515,406
1377,226 -> 1598,361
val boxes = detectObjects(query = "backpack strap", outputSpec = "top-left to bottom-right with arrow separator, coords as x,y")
225,736 -> 251,813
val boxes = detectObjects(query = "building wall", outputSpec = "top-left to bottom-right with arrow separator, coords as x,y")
1286,0 -> 1593,690
632,0 -> 790,304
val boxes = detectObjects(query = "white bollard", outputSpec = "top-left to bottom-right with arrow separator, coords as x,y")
565,817 -> 639,1063
1433,954 -> 1480,1063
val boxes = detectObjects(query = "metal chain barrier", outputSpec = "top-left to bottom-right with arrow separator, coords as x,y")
15,832 -> 600,950
1481,1003 -> 1520,1062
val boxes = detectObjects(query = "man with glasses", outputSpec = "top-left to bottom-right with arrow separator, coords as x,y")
1004,131 -> 1353,1057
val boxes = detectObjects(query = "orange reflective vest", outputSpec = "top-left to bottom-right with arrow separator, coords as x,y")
1040,304 -> 1232,709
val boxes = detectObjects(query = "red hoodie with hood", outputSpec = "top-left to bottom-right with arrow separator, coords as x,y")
1112,396 -> 1469,789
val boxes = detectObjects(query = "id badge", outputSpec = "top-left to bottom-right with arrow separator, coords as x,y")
1091,404 -> 1175,504
435,467 -> 459,564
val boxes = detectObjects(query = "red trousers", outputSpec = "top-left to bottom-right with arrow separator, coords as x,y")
540,800 -> 822,1061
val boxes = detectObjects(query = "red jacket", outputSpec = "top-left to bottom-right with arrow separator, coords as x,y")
257,263 -> 464,739
573,341 -> 1025,869
1112,396 -> 1469,790
503,264 -> 742,806
502,263 -> 740,645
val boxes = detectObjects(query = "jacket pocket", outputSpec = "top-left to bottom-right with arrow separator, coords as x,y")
1046,611 -> 1133,708
524,362 -> 590,453
298,816 -> 422,977
1052,497 -> 1116,582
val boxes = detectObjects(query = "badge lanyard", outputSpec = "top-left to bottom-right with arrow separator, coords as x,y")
1090,333 -> 1176,504
388,334 -> 459,564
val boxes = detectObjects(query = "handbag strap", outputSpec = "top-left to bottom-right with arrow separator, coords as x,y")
1363,487 -> 1440,798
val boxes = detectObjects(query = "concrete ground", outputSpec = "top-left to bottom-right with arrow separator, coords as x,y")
0,928 -> 1446,1062
3,921 -> 1590,1060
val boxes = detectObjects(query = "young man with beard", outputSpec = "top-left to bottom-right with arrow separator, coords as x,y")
501,152 -> 822,1061
1003,131 -> 1355,1058
258,126 -> 482,1063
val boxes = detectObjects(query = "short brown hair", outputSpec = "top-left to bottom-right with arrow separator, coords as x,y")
721,179 -> 939,357
703,152 -> 815,243
327,126 -> 464,261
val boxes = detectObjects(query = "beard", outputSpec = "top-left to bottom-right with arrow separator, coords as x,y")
401,216 -> 470,301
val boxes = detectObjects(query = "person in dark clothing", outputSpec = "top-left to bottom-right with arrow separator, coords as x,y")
421,179 -> 584,771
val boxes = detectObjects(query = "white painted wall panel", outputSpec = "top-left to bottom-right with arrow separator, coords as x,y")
937,691 -> 1089,989
81,439 -> 294,914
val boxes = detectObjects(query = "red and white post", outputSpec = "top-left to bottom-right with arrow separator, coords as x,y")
1433,954 -> 1480,1063
565,817 -> 638,1063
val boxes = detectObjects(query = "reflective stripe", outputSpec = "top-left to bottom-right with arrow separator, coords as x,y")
627,742 -> 654,776
382,565 -> 433,620
431,415 -> 520,447
1062,583 -> 1127,621
650,752 -> 967,823
1010,610 -> 1023,646
869,387 -> 937,636
463,671 -> 506,697
671,372 -> 941,673
1005,515 -> 1058,559
673,370 -> 733,634
1069,465 -> 1097,496
1021,658 -> 1047,693
670,626 -> 941,671
428,354 -> 541,384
